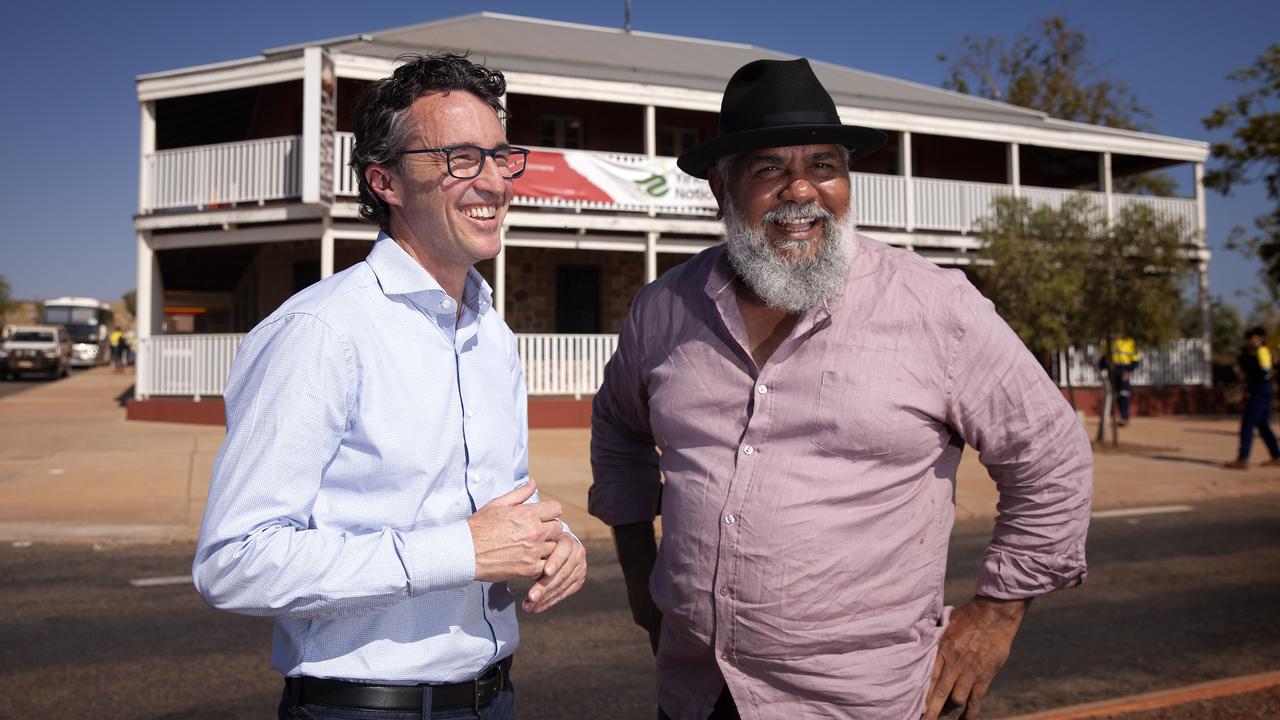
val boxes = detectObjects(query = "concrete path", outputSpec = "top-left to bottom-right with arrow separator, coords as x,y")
2,367 -> 1278,542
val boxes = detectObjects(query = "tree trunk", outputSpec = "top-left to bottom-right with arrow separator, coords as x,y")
1064,348 -> 1078,410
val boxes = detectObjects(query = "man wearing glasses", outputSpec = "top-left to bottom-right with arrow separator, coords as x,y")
194,53 -> 584,720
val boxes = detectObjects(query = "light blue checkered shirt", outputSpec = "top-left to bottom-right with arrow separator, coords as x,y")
194,235 -> 535,683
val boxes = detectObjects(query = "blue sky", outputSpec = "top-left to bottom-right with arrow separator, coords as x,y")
1,0 -> 1275,316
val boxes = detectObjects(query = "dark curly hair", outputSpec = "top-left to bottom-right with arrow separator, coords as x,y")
351,53 -> 507,231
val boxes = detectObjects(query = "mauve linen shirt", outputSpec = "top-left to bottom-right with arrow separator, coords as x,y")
589,236 -> 1092,720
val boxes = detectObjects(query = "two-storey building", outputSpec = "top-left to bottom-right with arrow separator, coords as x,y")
131,12 -> 1212,420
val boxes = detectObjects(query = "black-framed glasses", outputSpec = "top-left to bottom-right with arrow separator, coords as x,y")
396,145 -> 530,180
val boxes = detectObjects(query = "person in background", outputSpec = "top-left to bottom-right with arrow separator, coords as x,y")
108,327 -> 125,373
1225,326 -> 1280,469
1101,337 -> 1141,426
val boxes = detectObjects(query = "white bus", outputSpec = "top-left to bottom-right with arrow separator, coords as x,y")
42,297 -> 114,367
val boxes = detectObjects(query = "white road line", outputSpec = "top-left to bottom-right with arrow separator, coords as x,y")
1091,504 -> 1195,519
129,575 -> 193,588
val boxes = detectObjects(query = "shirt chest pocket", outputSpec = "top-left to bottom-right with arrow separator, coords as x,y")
809,369 -> 904,459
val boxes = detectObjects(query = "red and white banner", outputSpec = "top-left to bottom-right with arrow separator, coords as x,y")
517,149 -> 718,212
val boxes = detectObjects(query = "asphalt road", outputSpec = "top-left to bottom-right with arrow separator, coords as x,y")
1,495 -> 1277,719
0,367 -> 101,399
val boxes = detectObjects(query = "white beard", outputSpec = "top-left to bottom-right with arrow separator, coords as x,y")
723,193 -> 856,313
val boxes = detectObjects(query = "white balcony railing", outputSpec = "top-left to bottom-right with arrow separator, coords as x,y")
144,133 -> 1199,240
142,136 -> 301,212
136,332 -> 1208,401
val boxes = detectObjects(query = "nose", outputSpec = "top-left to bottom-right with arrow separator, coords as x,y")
471,152 -> 508,193
779,177 -> 818,204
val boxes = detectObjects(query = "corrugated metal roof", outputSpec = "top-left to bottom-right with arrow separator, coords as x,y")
274,12 -> 1053,126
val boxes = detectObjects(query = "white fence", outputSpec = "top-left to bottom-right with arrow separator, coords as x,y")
142,136 -> 301,212
517,334 -> 619,398
136,333 -> 620,400
1054,339 -> 1209,388
135,332 -> 1209,400
136,334 -> 243,401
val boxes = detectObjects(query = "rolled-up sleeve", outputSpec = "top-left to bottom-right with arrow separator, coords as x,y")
589,295 -> 663,526
192,314 -> 475,618
944,285 -> 1093,599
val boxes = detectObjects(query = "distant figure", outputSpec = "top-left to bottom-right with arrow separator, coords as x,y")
1100,337 -> 1141,425
1225,326 -> 1280,469
109,327 -> 125,372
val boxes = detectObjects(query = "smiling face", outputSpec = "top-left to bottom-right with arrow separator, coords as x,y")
711,143 -> 852,262
367,90 -> 513,289
710,143 -> 856,312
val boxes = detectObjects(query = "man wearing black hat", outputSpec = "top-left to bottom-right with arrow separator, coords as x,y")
589,59 -> 1093,719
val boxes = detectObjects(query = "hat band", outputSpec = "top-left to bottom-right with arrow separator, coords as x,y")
724,109 -> 842,133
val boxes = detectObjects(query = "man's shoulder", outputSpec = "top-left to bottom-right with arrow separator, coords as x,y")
255,261 -> 380,335
854,234 -> 979,302
634,245 -> 723,307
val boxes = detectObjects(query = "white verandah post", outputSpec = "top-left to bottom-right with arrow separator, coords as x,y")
1195,161 -> 1212,388
902,131 -> 914,232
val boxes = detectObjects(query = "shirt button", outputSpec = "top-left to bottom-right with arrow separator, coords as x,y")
465,409 -> 474,418
719,585 -> 730,596
720,652 -> 730,662
441,299 -> 452,309
742,444 -> 754,456
724,514 -> 736,525
757,384 -> 768,394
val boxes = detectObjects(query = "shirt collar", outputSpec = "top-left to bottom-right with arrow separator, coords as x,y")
366,233 -> 494,315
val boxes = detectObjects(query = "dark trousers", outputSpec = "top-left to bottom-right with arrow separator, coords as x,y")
278,683 -> 515,720
1112,364 -> 1135,420
658,685 -> 740,720
1239,385 -> 1280,461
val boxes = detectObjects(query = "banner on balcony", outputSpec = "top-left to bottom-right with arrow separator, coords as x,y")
517,150 -> 718,211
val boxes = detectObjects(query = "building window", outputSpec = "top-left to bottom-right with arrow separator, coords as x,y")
657,126 -> 700,157
539,114 -> 585,149
555,265 -> 600,333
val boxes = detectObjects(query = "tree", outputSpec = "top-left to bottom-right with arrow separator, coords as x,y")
122,290 -> 136,319
974,197 -> 1189,445
973,195 -> 1090,355
1079,204 -> 1188,443
1203,44 -> 1280,293
1179,295 -> 1243,365
940,16 -> 1176,196
973,195 -> 1091,407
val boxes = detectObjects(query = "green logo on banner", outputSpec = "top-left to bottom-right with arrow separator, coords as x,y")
635,173 -> 669,197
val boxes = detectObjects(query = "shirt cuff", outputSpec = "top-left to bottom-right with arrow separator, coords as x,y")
974,547 -> 1088,600
396,520 -> 476,596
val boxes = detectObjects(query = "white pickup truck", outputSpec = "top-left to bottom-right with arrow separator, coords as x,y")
0,324 -> 73,380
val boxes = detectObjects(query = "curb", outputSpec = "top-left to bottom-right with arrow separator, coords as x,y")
1001,670 -> 1280,719
0,521 -> 195,544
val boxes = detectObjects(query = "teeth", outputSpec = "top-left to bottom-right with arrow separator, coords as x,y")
463,206 -> 496,219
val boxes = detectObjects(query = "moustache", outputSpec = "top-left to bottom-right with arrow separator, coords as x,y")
760,202 -> 833,224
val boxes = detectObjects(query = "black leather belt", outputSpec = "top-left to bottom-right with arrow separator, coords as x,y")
286,656 -> 511,712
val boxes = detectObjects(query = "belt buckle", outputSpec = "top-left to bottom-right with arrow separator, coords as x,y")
473,661 -> 504,712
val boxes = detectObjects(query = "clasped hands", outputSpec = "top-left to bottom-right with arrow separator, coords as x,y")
467,480 -> 587,613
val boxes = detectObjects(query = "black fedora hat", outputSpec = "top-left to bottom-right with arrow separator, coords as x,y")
677,58 -> 886,179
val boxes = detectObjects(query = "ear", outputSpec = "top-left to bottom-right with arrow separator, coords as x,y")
364,163 -> 402,209
707,165 -> 726,221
